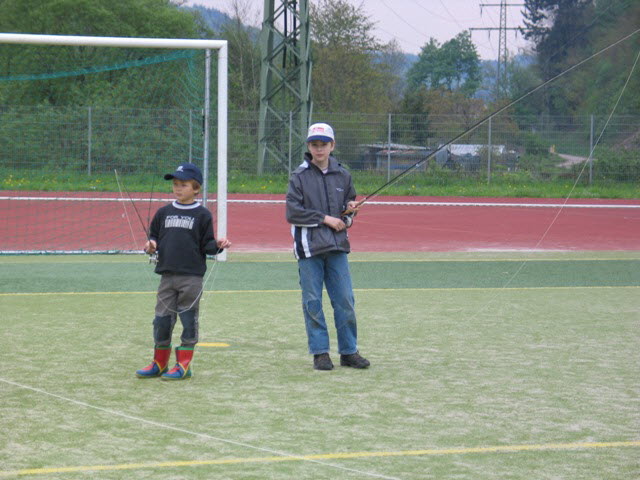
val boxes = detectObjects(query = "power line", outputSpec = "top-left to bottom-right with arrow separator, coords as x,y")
406,0 -> 465,24
378,0 -> 429,38
436,0 -> 466,31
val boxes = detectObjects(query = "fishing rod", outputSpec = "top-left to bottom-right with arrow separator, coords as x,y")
146,167 -> 157,237
344,27 -> 640,214
145,167 -> 158,263
115,169 -> 149,238
114,169 -> 157,263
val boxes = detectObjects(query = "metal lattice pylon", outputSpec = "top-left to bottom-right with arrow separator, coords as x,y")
472,2 -> 523,99
496,0 -> 508,98
257,0 -> 312,174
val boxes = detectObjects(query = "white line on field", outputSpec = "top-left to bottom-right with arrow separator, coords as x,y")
0,378 -> 399,480
2,196 -> 640,208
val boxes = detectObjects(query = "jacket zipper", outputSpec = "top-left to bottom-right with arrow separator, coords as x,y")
320,171 -> 340,249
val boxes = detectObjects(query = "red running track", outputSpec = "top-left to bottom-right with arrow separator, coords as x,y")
1,192 -> 639,252
228,195 -> 640,252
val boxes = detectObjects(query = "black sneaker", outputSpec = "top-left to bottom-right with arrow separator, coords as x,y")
340,352 -> 370,369
313,353 -> 334,370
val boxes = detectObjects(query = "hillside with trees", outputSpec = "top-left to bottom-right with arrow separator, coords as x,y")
1,0 -> 637,116
521,0 -> 640,116
0,0 -> 637,188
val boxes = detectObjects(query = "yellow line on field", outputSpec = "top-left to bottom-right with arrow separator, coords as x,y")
1,441 -> 638,477
198,342 -> 230,347
1,285 -> 639,297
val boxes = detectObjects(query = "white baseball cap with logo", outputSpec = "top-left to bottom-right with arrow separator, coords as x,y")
306,123 -> 335,143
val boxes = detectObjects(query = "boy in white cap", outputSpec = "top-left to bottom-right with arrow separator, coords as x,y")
286,123 -> 370,370
136,162 -> 231,380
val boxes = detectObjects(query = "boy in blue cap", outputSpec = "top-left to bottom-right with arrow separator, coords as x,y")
136,162 -> 231,380
286,123 -> 370,371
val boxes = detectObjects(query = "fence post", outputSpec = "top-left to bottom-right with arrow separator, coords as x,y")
189,109 -> 193,163
387,113 -> 392,182
487,115 -> 492,184
288,111 -> 293,173
87,106 -> 92,176
589,114 -> 594,185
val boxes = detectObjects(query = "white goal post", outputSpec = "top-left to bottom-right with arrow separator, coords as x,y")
0,33 -> 228,260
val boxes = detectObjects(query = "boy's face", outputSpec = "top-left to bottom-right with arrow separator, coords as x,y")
307,140 -> 335,164
172,178 -> 199,204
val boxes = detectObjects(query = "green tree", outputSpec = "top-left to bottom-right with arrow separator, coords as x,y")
0,0 -> 202,39
399,86 -> 485,146
522,0 -> 594,73
217,2 -> 261,111
479,53 -> 541,107
505,57 -> 542,117
407,32 -> 481,96
0,0 -> 204,106
521,0 -> 640,116
377,39 -> 408,108
309,0 -> 399,113
407,39 -> 440,89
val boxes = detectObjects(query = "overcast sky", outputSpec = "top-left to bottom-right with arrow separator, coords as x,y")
183,0 -> 532,60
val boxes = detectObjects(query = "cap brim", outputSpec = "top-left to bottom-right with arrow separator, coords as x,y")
164,172 -> 190,181
306,135 -> 334,142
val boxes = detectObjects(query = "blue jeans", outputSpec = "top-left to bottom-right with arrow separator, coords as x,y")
298,252 -> 358,355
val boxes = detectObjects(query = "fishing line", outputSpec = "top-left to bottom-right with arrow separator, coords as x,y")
146,166 -> 157,231
416,41 -> 640,346
114,169 -> 149,241
490,44 -> 640,294
150,246 -> 222,317
530,46 -> 640,253
350,28 -> 639,346
193,254 -> 222,310
115,169 -> 144,251
352,34 -> 639,377
115,169 -> 222,316
348,27 -> 640,212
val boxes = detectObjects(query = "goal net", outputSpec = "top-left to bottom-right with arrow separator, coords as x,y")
0,34 -> 228,257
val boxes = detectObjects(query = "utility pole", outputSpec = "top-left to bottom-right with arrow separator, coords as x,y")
470,1 -> 523,99
257,0 -> 312,174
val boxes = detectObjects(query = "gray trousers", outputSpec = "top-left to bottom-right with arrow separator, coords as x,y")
152,273 -> 203,347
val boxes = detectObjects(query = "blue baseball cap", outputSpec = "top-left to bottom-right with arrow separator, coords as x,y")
164,162 -> 203,185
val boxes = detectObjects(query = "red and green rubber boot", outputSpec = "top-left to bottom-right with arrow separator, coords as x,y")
135,345 -> 171,378
161,346 -> 194,381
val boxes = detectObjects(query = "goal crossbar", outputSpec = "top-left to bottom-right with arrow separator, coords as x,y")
0,33 -> 229,260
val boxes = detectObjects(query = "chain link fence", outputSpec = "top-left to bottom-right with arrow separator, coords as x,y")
1,106 -> 639,185
268,112 -> 640,185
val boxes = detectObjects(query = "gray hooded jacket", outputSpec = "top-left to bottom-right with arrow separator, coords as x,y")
286,153 -> 356,259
